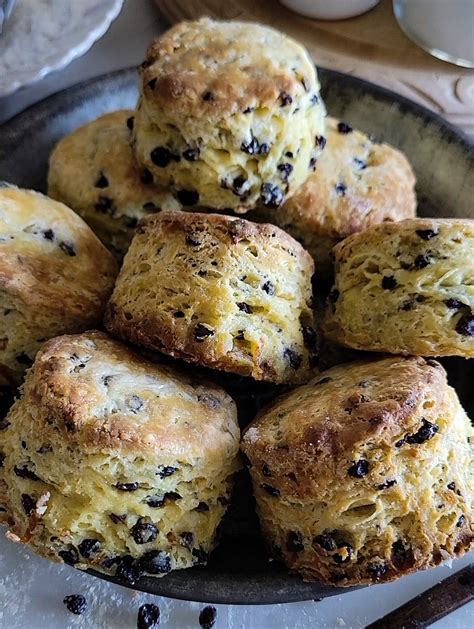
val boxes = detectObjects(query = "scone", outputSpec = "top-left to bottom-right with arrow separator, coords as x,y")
241,356 -> 473,586
249,117 -> 417,280
47,110 -> 181,258
0,185 -> 117,386
105,211 -> 317,384
133,18 -> 326,210
0,331 -> 240,582
323,219 -> 474,357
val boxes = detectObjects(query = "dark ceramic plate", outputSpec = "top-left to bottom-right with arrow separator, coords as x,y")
0,67 -> 472,605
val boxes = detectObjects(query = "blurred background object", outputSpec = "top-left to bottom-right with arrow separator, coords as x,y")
0,0 -> 123,97
279,0 -> 379,20
0,0 -> 16,35
393,0 -> 474,68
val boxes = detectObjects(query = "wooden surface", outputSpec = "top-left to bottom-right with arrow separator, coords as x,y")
155,0 -> 474,135
367,564 -> 474,628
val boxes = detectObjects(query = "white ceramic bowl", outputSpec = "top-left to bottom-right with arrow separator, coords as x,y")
279,0 -> 379,20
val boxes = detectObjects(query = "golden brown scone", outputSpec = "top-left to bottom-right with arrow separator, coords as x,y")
0,185 -> 117,387
249,117 -> 417,280
104,211 -> 317,384
0,331 -> 240,581
47,110 -> 181,258
323,219 -> 474,357
241,356 -> 473,586
133,18 -> 326,210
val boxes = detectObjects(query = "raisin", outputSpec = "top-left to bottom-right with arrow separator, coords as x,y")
348,460 -> 369,478
335,183 -> 346,196
183,147 -> 200,161
131,518 -> 158,544
310,94 -> 319,104
377,479 -> 397,490
243,106 -> 254,114
333,543 -> 354,564
406,419 -> 438,445
199,606 -> 217,629
277,163 -> 293,182
42,228 -> 55,240
368,563 -> 388,580
284,348 -> 302,370
237,302 -> 252,314
194,323 -> 214,342
137,603 -> 160,629
262,280 -> 275,295
447,481 -> 456,491
286,531 -> 304,552
157,466 -> 177,478
416,229 -> 438,240
192,548 -> 208,564
59,240 -> 76,256
13,352 -> 32,368
150,147 -> 177,168
285,151 -> 294,158
177,189 -> 199,206
127,394 -> 144,413
173,311 -> 185,318
309,157 -> 317,170
115,482 -> 140,491
315,135 -> 327,149
382,276 -> 397,290
194,502 -> 210,512
391,539 -> 414,570
261,483 -> 280,497
140,168 -> 153,184
337,122 -> 353,134
95,173 -> 109,188
21,494 -> 36,516
241,136 -> 269,155
63,594 -> 87,615
138,550 -> 172,574
14,465 -> 39,481
58,548 -> 79,565
302,326 -> 317,350
313,534 -> 336,552
444,299 -> 465,310
115,555 -> 142,584
457,515 -> 466,527
456,313 -> 474,336
127,116 -> 134,130
78,538 -> 101,558
414,254 -> 430,269
180,532 -> 194,549
94,195 -> 115,214
232,175 -> 247,195
202,91 -> 214,101
353,158 -> 366,169
280,92 -> 292,106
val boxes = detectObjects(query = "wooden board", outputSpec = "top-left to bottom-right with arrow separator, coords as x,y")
155,0 -> 474,135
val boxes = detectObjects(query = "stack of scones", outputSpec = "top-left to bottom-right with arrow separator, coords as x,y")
0,18 -> 472,587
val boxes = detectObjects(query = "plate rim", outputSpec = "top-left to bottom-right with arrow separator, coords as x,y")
0,65 -> 472,605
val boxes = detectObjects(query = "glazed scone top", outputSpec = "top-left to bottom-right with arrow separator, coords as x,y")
242,356 -> 456,480
0,186 -> 117,312
279,117 -> 417,238
142,18 -> 320,121
28,331 -> 239,459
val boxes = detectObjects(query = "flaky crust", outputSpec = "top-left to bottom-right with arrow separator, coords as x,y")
0,331 -> 240,579
133,18 -> 326,209
323,218 -> 474,357
47,110 -> 180,258
241,356 -> 473,585
0,187 -> 117,386
249,117 -> 416,280
105,211 -> 316,384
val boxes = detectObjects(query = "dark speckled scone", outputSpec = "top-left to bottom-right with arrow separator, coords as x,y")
241,356 -> 473,586
104,211 -> 317,384
133,18 -> 326,210
0,331 -> 240,580
323,218 -> 474,357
